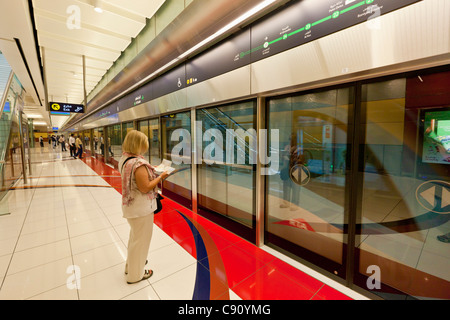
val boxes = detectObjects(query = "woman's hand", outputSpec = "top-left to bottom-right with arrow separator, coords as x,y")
159,171 -> 170,180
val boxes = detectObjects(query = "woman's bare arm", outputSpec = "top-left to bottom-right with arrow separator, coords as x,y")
135,166 -> 169,193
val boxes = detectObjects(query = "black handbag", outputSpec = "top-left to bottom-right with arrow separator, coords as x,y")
154,193 -> 164,214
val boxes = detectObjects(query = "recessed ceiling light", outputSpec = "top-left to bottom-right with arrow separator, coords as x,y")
26,114 -> 43,119
93,0 -> 103,13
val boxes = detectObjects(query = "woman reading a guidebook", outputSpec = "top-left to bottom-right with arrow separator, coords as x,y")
119,130 -> 169,284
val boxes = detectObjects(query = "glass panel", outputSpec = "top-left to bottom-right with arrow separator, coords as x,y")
267,87 -> 352,270
83,130 -> 91,153
93,128 -> 99,155
149,118 -> 161,166
122,122 -> 134,142
358,78 -> 450,299
105,125 -> 118,166
196,101 -> 256,228
109,124 -> 121,162
161,112 -> 191,207
138,120 -> 150,162
0,86 -> 23,202
97,127 -> 105,159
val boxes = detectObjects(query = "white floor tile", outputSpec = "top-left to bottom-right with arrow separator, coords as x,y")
0,254 -> 11,279
7,239 -> 72,275
77,263 -> 148,300
21,215 -> 68,235
15,226 -> 69,252
121,285 -> 161,300
0,237 -> 17,256
147,243 -> 197,284
67,215 -> 112,238
151,264 -> 197,300
0,257 -> 74,300
70,227 -> 122,255
28,283 -> 79,300
72,242 -> 127,278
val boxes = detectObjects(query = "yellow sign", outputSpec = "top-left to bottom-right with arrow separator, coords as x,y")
51,103 -> 61,111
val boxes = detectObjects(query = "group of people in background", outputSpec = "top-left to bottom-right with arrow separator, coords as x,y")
69,133 -> 83,159
38,133 -> 83,159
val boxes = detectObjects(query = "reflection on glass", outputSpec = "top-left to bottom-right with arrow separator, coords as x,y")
95,127 -> 104,158
358,79 -> 450,299
267,88 -> 352,267
161,112 -> 191,206
138,120 -> 150,162
196,101 -> 256,228
108,124 -> 121,159
149,119 -> 161,166
122,122 -> 134,143
0,82 -> 24,201
83,130 -> 90,153
106,124 -> 121,167
93,128 -> 99,154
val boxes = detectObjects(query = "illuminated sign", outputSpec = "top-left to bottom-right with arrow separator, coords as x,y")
49,102 -> 85,114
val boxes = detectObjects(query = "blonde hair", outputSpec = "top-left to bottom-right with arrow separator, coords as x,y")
122,130 -> 149,155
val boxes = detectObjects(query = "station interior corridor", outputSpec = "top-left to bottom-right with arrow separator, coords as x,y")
0,146 -> 366,300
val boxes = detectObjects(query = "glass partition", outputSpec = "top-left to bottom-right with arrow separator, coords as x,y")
107,124 -> 121,168
138,120 -> 150,162
93,128 -> 99,155
94,127 -> 104,161
356,77 -> 450,299
122,122 -> 134,142
82,130 -> 91,156
0,77 -> 24,202
266,87 -> 353,275
196,101 -> 257,239
161,112 -> 192,208
149,118 -> 161,166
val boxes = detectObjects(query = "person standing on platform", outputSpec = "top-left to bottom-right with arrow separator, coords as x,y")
119,130 -> 169,284
74,135 -> 83,159
59,135 -> 66,152
69,134 -> 76,158
39,136 -> 44,148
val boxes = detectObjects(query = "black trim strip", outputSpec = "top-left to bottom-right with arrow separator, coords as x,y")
14,38 -> 42,106
27,0 -> 44,100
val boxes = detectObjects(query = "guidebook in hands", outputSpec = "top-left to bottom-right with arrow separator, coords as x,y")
154,159 -> 176,175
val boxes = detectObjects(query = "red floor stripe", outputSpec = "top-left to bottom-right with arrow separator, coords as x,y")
81,156 -> 353,300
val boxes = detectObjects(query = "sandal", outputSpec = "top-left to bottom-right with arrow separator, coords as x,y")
127,269 -> 153,284
437,234 -> 450,243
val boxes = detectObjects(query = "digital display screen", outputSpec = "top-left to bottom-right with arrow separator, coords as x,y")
422,110 -> 450,164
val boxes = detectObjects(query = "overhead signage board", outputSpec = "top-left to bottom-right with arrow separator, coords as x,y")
153,64 -> 186,99
80,0 -> 422,125
50,102 -> 85,114
249,0 -> 422,62
186,29 -> 251,86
